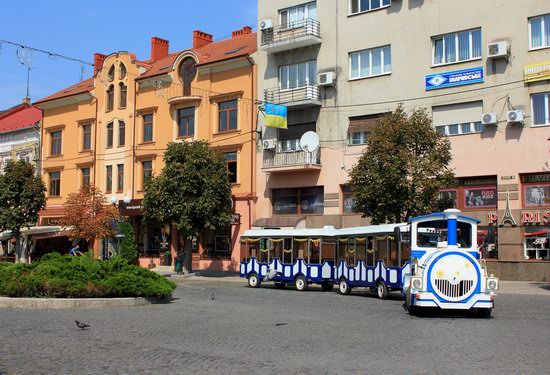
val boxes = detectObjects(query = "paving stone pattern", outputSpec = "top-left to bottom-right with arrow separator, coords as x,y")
0,280 -> 549,375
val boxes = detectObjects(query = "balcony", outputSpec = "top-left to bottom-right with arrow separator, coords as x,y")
263,145 -> 321,173
261,19 -> 321,53
264,84 -> 321,108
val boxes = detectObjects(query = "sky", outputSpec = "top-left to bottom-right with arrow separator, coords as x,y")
0,0 -> 257,109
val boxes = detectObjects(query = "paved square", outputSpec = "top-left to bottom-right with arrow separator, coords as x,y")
0,279 -> 549,374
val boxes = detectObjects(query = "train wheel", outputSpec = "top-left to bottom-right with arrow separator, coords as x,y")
274,282 -> 286,289
248,273 -> 261,288
321,282 -> 334,291
295,276 -> 308,292
404,288 -> 417,315
476,308 -> 492,318
338,279 -> 352,295
377,281 -> 389,299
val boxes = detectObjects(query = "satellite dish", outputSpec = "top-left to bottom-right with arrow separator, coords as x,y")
300,131 -> 319,152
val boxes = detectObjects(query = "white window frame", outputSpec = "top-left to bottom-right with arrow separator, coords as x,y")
349,45 -> 391,80
435,121 -> 484,137
279,60 -> 317,90
528,14 -> 550,50
531,92 -> 550,127
349,0 -> 391,16
432,28 -> 482,67
279,2 -> 316,29
347,131 -> 370,145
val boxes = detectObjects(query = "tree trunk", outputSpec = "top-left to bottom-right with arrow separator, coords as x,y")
15,231 -> 27,263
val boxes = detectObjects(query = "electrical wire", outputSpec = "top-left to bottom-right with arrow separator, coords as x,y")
0,39 -> 93,66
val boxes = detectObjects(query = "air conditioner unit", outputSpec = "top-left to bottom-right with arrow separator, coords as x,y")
260,19 -> 273,31
481,112 -> 498,125
507,110 -> 524,123
487,41 -> 509,59
262,139 -> 277,150
318,72 -> 335,87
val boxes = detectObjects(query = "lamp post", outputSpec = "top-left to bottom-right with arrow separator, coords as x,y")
108,195 -> 132,258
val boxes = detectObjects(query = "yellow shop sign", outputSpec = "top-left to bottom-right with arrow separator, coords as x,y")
524,61 -> 550,83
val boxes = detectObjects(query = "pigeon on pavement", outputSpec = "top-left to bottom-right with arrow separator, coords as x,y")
75,320 -> 90,330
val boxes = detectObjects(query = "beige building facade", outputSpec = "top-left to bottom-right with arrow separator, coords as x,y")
256,0 -> 550,280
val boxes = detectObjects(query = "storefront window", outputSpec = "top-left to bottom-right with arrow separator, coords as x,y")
478,226 -> 498,259
523,183 -> 550,207
524,227 -> 550,260
463,186 -> 497,208
272,187 -> 324,215
203,228 -> 232,258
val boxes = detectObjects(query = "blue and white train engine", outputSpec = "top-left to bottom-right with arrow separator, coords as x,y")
404,209 -> 499,317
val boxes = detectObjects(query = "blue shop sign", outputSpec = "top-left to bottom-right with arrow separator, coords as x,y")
425,67 -> 484,90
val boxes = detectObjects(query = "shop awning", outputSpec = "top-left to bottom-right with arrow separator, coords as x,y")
524,229 -> 549,237
32,229 -> 73,240
0,226 -> 67,240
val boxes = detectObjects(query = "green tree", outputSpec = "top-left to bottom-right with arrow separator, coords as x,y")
117,220 -> 138,263
0,160 -> 46,262
143,141 -> 232,273
348,105 -> 455,224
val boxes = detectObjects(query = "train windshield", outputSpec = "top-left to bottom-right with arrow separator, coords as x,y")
416,220 -> 472,248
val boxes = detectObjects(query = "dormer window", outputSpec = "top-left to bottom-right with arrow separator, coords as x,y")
107,65 -> 115,81
179,57 -> 197,96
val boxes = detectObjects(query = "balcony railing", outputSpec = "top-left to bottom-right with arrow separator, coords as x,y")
264,84 -> 320,107
261,19 -> 321,53
263,146 -> 321,170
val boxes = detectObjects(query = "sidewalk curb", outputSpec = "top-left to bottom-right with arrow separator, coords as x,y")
0,295 -> 173,309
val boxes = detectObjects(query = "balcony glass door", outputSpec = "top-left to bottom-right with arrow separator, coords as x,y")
279,61 -> 317,90
280,2 -> 317,29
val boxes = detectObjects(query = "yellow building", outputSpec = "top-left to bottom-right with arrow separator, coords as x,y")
36,28 -> 257,271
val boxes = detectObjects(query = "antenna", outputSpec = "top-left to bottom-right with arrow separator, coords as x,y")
300,131 -> 320,152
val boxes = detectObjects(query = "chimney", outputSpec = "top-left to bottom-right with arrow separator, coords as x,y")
232,26 -> 252,38
193,30 -> 213,49
93,53 -> 107,75
151,37 -> 169,62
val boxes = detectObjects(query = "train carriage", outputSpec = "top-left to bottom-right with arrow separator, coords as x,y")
239,226 -> 338,291
334,224 -> 411,298
403,209 -> 499,317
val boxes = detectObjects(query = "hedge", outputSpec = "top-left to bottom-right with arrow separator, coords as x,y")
0,253 -> 176,298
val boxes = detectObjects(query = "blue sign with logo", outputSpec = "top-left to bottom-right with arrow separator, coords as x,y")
425,67 -> 484,91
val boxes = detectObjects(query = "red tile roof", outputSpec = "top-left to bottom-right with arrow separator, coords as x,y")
35,32 -> 257,103
0,104 -> 42,133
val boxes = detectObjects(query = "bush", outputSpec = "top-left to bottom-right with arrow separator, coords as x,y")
0,253 -> 176,298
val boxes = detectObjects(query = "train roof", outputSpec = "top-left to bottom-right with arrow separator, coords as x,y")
242,223 -> 408,238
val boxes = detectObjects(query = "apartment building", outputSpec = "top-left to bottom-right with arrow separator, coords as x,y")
256,0 -> 550,280
35,28 -> 257,271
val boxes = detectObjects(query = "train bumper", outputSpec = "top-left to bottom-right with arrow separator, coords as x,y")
413,292 -> 495,310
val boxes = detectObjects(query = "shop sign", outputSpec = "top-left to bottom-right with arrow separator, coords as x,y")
522,174 -> 550,183
523,61 -> 550,83
46,218 -> 61,225
230,213 -> 241,225
119,199 -> 143,216
425,67 -> 484,91
488,211 -> 550,225
500,175 -> 515,180
464,187 -> 497,208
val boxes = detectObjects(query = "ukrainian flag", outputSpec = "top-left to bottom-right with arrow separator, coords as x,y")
265,103 -> 288,129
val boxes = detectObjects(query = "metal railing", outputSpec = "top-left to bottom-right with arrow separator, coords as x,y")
263,145 -> 321,169
261,19 -> 321,46
264,84 -> 320,105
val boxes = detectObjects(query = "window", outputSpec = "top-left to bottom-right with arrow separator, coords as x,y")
142,161 -> 153,188
106,165 -> 112,193
347,114 -> 382,144
279,61 -> 317,90
106,85 -> 114,111
350,46 -> 391,79
280,2 -> 317,29
50,130 -> 62,156
224,152 -> 237,183
82,124 -> 92,151
177,107 -> 195,138
529,14 -> 550,49
350,0 -> 390,15
416,220 -> 472,249
107,65 -> 115,81
278,122 -> 316,152
119,83 -> 127,108
143,114 -> 153,142
272,187 -> 324,215
49,171 -> 61,196
118,121 -> 125,147
433,101 -> 484,136
119,63 -> 127,79
106,122 -> 114,148
531,92 -> 550,126
179,57 -> 197,96
524,227 -> 550,260
81,167 -> 91,187
117,164 -> 124,192
433,28 -> 481,65
218,100 -> 238,132
464,186 -> 497,208
524,183 -> 550,207
342,185 -> 358,214
348,131 -> 369,145
478,227 -> 498,259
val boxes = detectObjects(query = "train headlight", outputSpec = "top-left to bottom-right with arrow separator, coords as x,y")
487,278 -> 499,291
411,277 -> 423,291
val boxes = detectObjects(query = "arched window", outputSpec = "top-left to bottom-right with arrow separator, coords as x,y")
119,63 -> 127,79
107,65 -> 115,82
119,82 -> 127,108
106,85 -> 114,111
179,57 -> 197,96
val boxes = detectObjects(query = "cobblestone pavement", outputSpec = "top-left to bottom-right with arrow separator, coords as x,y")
0,279 -> 549,375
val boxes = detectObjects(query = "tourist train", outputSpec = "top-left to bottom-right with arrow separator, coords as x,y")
239,209 -> 499,316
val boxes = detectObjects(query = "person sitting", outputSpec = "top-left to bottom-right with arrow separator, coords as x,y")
69,244 -> 83,256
